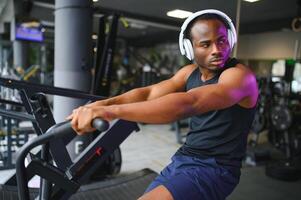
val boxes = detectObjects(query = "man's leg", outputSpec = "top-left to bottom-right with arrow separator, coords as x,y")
138,185 -> 174,200
139,156 -> 240,200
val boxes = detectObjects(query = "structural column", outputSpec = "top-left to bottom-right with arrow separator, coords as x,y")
54,0 -> 93,158
13,41 -> 29,69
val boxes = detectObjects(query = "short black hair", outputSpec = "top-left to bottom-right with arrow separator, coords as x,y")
184,13 -> 230,41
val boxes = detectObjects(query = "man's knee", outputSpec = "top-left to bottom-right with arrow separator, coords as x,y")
138,185 -> 174,200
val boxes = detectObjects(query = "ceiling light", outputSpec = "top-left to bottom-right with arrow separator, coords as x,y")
92,0 -> 98,2
243,0 -> 261,2
167,9 -> 193,19
92,34 -> 98,40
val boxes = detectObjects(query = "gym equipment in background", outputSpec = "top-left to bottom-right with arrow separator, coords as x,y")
93,14 -> 119,97
265,79 -> 301,181
245,77 -> 271,166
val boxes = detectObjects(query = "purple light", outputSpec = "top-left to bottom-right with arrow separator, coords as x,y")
15,25 -> 44,42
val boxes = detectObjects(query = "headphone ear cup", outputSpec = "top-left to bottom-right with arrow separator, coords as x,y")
183,39 -> 194,60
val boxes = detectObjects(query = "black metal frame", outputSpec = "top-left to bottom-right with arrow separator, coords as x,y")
0,99 -> 35,170
0,77 -> 140,200
16,117 -> 139,200
93,14 -> 119,96
0,77 -> 104,101
0,77 -> 106,170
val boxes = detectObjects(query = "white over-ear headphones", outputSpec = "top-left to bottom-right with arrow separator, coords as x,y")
179,9 -> 237,61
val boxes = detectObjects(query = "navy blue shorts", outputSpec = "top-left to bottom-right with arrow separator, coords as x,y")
145,155 -> 240,200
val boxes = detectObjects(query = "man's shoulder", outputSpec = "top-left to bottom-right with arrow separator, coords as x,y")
219,63 -> 256,86
174,64 -> 198,80
182,63 -> 198,72
222,63 -> 251,76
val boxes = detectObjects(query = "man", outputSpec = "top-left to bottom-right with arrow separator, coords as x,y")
68,9 -> 258,200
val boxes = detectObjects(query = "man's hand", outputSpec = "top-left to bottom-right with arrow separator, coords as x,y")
66,105 -> 115,135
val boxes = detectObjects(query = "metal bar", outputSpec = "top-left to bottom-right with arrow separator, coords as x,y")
56,120 -> 139,200
27,155 -> 79,193
94,14 -> 119,96
0,77 -> 104,101
233,0 -> 241,57
39,144 -> 52,200
28,93 -> 73,169
19,90 -> 42,135
94,7 -> 181,30
0,98 -> 23,107
69,120 -> 139,180
294,39 -> 300,60
16,121 -> 75,200
19,90 -> 57,199
32,1 -> 181,30
6,118 -> 13,168
125,17 -> 179,31
33,1 -> 55,9
0,108 -> 36,122
92,16 -> 106,93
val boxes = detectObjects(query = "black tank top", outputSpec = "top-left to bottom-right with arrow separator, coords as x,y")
176,58 -> 256,167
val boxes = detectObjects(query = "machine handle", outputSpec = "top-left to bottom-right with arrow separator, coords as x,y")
16,118 -> 109,200
92,118 -> 110,132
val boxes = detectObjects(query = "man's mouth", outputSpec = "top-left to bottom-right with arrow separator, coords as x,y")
210,58 -> 224,65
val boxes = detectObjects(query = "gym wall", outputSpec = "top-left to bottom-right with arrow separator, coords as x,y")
237,30 -> 301,60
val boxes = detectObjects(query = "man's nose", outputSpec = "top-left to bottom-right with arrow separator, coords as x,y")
211,43 -> 221,55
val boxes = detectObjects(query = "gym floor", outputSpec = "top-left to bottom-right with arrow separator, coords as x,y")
0,124 -> 300,200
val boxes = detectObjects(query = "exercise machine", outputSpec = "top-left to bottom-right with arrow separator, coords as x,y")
0,77 -> 122,179
0,80 -> 157,199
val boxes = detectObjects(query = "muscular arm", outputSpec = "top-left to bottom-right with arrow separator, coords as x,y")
90,64 -> 195,106
71,64 -> 258,133
104,65 -> 258,124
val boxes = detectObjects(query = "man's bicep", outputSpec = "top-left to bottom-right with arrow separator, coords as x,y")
218,66 -> 257,105
187,68 -> 254,113
187,84 -> 236,113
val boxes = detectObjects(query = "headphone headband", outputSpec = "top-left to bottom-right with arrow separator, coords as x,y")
179,9 -> 237,60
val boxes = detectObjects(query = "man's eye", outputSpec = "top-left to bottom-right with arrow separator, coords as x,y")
218,39 -> 226,45
201,43 -> 209,48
